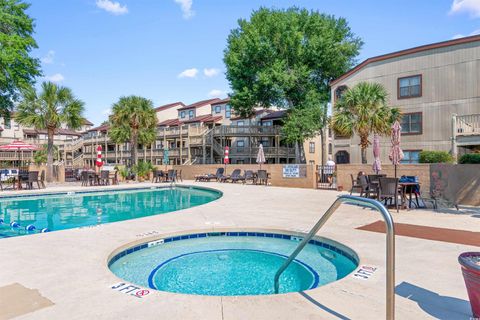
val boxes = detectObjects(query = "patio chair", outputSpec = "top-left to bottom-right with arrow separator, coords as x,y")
349,174 -> 363,195
357,175 -> 372,198
244,170 -> 256,184
257,170 -> 269,185
378,177 -> 401,212
110,170 -> 119,185
166,169 -> 176,182
25,171 -> 39,189
99,170 -> 110,186
38,170 -> 46,188
202,168 -> 224,182
81,171 -> 89,186
177,169 -> 183,182
229,169 -> 245,183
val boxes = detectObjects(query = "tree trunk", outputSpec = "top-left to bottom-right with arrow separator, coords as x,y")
46,128 -> 54,183
294,141 -> 300,164
361,147 -> 367,164
130,133 -> 138,167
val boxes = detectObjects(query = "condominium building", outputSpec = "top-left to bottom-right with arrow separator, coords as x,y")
80,98 -> 326,167
330,35 -> 480,164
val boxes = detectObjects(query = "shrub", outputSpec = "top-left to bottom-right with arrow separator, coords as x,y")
132,161 -> 154,179
459,153 -> 480,164
418,151 -> 454,164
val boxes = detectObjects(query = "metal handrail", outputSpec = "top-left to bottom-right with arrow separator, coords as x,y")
273,195 -> 395,320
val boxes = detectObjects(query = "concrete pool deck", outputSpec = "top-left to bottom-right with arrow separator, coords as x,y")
0,181 -> 476,319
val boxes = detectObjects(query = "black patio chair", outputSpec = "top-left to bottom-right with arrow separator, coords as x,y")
244,170 -> 256,184
257,170 -> 269,185
203,168 -> 224,182
99,170 -> 110,186
229,169 -> 245,183
177,169 -> 183,182
23,171 -> 39,189
166,169 -> 176,182
38,170 -> 46,188
349,174 -> 363,195
378,177 -> 401,212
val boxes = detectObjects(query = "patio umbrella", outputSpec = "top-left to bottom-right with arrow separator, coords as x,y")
223,146 -> 229,173
372,134 -> 382,174
256,143 -> 265,169
388,121 -> 404,179
96,145 -> 103,168
0,140 -> 38,189
163,145 -> 169,171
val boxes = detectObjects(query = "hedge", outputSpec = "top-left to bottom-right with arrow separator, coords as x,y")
458,153 -> 480,164
418,151 -> 454,164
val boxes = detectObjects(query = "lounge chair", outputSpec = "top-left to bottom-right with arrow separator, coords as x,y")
229,169 -> 245,183
197,168 -> 224,182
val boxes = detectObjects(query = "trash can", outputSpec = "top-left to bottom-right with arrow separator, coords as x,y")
459,252 -> 480,318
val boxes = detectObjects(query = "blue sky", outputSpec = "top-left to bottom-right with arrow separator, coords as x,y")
28,0 -> 480,126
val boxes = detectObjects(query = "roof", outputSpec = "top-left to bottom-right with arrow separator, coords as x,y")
85,124 -> 109,133
230,109 -> 273,121
330,34 -> 480,86
154,102 -> 185,112
158,118 -> 181,127
211,97 -> 230,106
182,115 -> 222,124
81,118 -> 94,126
261,110 -> 287,121
177,98 -> 221,111
23,128 -> 82,137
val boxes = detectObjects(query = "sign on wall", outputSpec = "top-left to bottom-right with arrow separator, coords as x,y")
282,165 -> 306,178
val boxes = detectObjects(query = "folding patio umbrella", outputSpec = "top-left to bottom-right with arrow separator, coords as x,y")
223,146 -> 229,173
0,140 -> 38,189
388,121 -> 404,179
372,134 -> 382,174
96,145 -> 103,169
256,143 -> 265,169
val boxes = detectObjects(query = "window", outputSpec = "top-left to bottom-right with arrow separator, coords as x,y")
237,140 -> 245,147
401,150 -> 421,164
188,110 -> 194,119
335,150 -> 350,164
328,143 -> 332,154
262,121 -> 272,126
309,142 -> 315,153
309,160 -> 315,165
335,85 -> 348,101
398,75 -> 422,99
225,105 -> 231,118
401,112 -> 422,135
4,119 -> 11,129
215,106 -> 222,113
180,111 -> 185,118
237,121 -> 244,126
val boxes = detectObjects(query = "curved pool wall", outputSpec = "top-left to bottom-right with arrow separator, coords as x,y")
108,230 -> 359,296
0,186 -> 222,239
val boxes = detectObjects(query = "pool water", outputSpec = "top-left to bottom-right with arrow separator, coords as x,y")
0,187 -> 221,238
109,234 -> 358,296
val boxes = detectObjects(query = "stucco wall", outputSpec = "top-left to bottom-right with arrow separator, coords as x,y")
173,164 -> 316,189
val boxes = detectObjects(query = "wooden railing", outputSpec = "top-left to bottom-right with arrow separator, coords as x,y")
456,114 -> 480,136
213,125 -> 281,136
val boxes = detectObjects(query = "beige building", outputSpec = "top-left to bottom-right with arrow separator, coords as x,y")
330,34 -> 480,164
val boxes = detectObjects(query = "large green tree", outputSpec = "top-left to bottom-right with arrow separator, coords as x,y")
331,82 -> 401,164
108,96 -> 157,167
224,7 -> 362,162
16,82 -> 85,182
0,0 -> 41,114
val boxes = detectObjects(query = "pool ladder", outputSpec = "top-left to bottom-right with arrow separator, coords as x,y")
273,195 -> 395,320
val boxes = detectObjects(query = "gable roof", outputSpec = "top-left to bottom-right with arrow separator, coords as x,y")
330,34 -> 480,86
155,102 -> 185,112
261,110 -> 287,121
178,98 -> 221,111
211,97 -> 230,106
230,109 -> 273,121
81,118 -> 94,126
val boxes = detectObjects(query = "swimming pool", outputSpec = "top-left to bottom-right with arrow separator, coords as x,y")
109,231 -> 358,296
0,186 -> 221,239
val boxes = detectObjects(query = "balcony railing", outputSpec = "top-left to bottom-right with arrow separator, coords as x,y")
456,114 -> 480,136
213,125 -> 281,136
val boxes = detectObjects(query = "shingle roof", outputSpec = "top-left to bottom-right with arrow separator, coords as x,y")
23,128 -> 82,137
210,97 -> 230,106
261,110 -> 287,120
177,98 -> 221,111
155,102 -> 185,112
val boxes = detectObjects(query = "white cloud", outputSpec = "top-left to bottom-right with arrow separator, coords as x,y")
41,50 -> 55,64
44,73 -> 64,83
96,0 -> 128,15
178,68 -> 198,78
174,0 -> 194,19
208,89 -> 226,98
203,68 -> 220,77
450,0 -> 480,17
452,28 -> 480,39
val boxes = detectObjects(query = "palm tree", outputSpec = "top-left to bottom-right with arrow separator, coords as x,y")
16,81 -> 84,182
331,82 -> 401,164
108,96 -> 157,166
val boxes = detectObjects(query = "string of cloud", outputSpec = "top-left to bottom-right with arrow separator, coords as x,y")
94,0 -> 194,19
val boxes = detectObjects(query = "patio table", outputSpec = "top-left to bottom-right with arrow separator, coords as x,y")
399,182 -> 421,209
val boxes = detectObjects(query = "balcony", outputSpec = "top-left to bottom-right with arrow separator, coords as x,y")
456,114 -> 480,136
213,125 -> 281,136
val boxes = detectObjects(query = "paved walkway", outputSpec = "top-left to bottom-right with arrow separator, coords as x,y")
0,181 -> 476,319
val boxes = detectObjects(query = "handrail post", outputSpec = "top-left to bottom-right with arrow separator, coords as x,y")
273,195 -> 395,320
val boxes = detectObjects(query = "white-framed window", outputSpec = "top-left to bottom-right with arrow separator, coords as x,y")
225,105 -> 231,118
237,121 -> 244,126
215,105 -> 222,113
188,110 -> 194,119
180,111 -> 186,118
309,142 -> 315,153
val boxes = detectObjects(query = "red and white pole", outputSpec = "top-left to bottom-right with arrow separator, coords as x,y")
96,145 -> 103,170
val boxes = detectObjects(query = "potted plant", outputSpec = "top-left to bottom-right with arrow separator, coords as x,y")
118,166 -> 130,183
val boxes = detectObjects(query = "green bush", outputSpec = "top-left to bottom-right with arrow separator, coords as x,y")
458,153 -> 480,164
132,161 -> 154,179
418,151 -> 454,164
